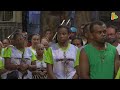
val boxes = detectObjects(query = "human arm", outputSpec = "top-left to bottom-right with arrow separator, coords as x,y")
28,52 -> 37,71
45,48 -> 57,79
0,69 -> 7,75
114,50 -> 120,78
73,49 -> 80,79
5,57 -> 20,70
47,63 -> 57,79
3,48 -> 20,70
72,72 -> 79,79
79,48 -> 90,79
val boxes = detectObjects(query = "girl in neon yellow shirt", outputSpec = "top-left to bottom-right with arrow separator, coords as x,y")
0,41 -> 7,79
29,34 -> 40,55
32,44 -> 47,79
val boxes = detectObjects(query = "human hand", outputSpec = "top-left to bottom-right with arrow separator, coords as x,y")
19,64 -> 28,71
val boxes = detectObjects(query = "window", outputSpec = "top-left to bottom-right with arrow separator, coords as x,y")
0,11 -> 15,22
27,11 -> 41,34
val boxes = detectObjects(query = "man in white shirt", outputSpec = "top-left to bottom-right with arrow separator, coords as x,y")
106,25 -> 120,55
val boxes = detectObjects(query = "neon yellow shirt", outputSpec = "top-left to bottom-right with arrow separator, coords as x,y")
115,68 -> 120,79
74,48 -> 80,67
0,59 -> 4,70
3,47 -> 37,62
45,43 -> 79,79
0,48 -> 4,69
45,44 -> 80,67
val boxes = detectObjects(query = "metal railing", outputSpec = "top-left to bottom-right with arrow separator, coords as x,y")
0,22 -> 22,41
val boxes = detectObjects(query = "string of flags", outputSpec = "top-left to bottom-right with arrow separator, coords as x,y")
111,12 -> 118,20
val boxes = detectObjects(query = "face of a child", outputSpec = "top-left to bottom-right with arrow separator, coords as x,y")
57,27 -> 69,43
31,35 -> 40,46
72,39 -> 82,48
41,39 -> 49,49
45,31 -> 53,41
3,39 -> 10,48
36,44 -> 44,56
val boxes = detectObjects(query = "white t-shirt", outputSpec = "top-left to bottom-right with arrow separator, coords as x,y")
116,44 -> 120,55
46,43 -> 78,79
29,46 -> 36,55
36,59 -> 46,69
2,47 -> 35,79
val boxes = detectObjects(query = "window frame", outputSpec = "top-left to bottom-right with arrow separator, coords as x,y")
0,11 -> 15,22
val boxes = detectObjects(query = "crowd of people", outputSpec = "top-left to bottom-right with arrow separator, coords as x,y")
0,20 -> 120,79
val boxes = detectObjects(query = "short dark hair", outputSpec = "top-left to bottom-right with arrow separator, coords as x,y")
13,32 -> 24,40
107,25 -> 118,33
57,25 -> 70,33
71,36 -> 83,46
31,34 -> 40,39
83,23 -> 91,34
90,21 -> 105,33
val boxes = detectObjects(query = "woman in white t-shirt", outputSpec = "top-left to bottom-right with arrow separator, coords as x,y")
29,34 -> 40,55
45,25 -> 79,79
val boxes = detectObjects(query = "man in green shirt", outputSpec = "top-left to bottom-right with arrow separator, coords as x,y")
79,21 -> 120,79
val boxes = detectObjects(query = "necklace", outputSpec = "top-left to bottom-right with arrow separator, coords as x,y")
98,43 -> 107,63
57,43 -> 70,52
63,52 -> 69,79
99,51 -> 106,63
93,42 -> 107,63
40,61 -> 44,69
